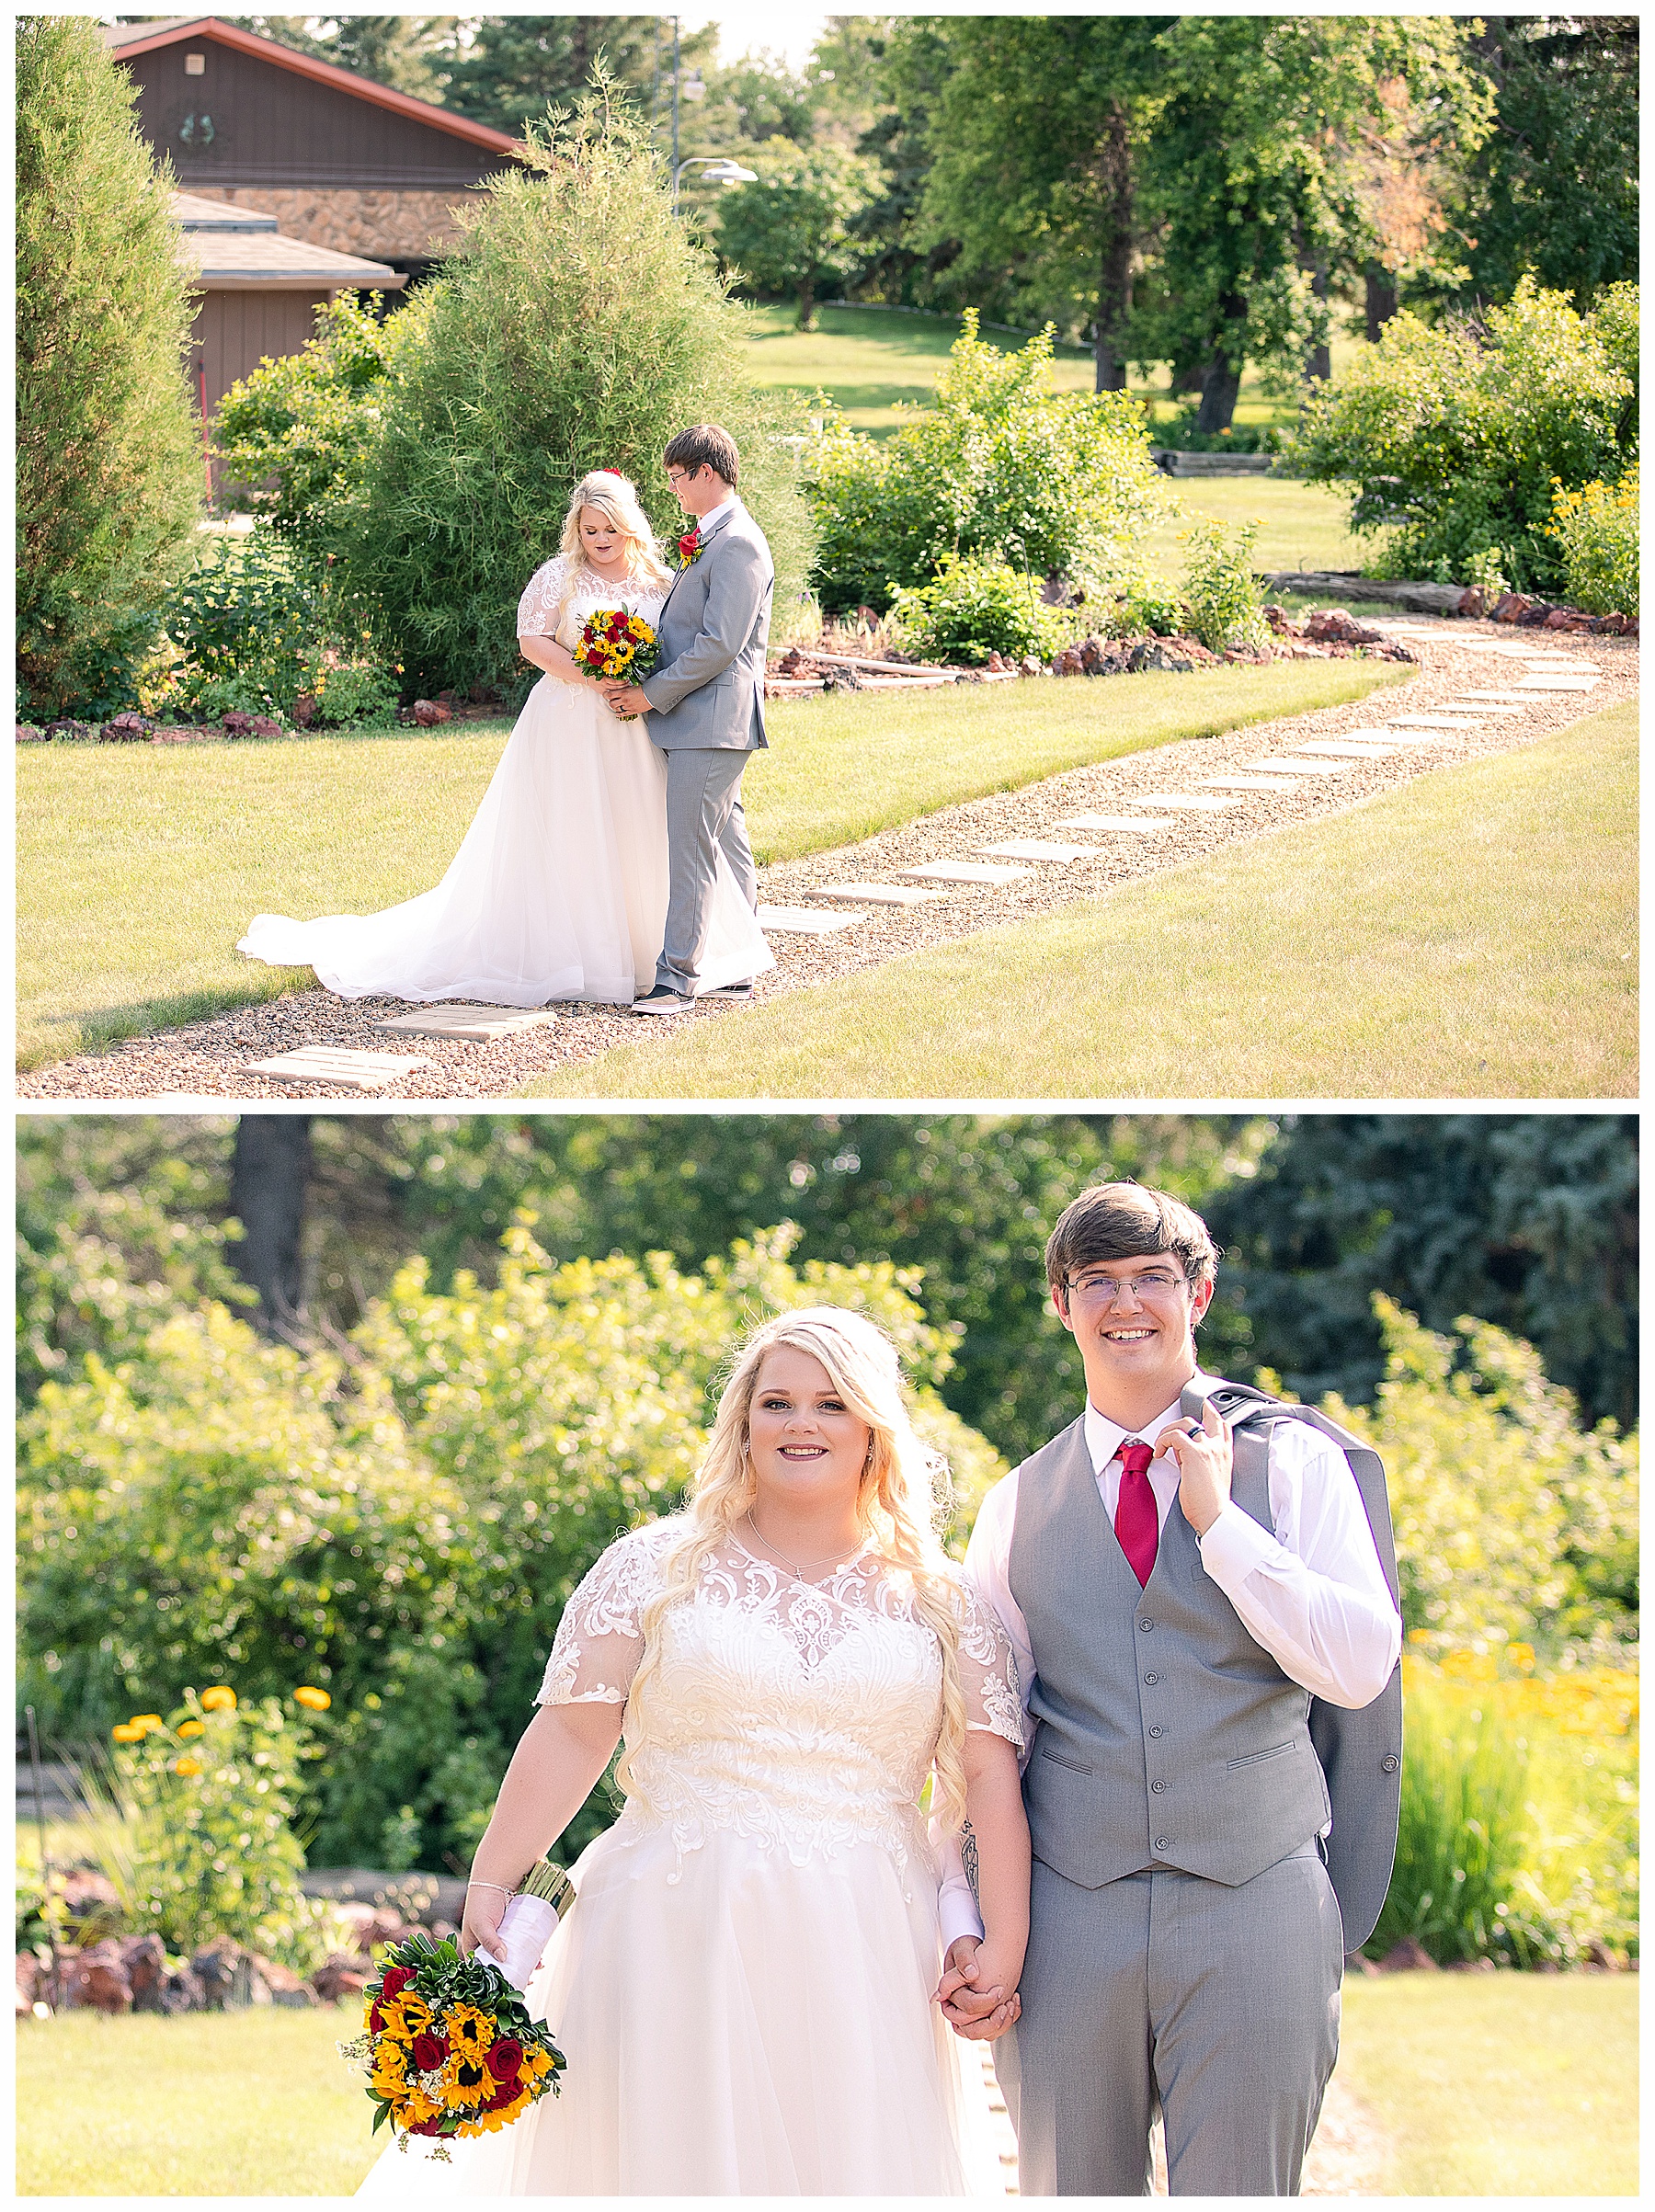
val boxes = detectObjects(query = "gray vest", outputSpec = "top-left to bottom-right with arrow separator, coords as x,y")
1010,1414 -> 1330,1892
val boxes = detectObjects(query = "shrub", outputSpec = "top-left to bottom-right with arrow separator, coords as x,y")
340,87 -> 814,700
1367,1659 -> 1541,1966
16,17 -> 204,721
1181,519 -> 1268,653
19,1222 -> 1004,1873
887,555 -> 1074,665
1122,578 -> 1189,637
1295,278 -> 1638,594
805,311 -> 1167,615
86,1690 -> 326,1967
1547,466 -> 1638,616
211,289 -> 431,552
1325,1299 -> 1638,1662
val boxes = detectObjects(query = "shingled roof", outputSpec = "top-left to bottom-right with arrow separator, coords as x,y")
173,190 -> 406,291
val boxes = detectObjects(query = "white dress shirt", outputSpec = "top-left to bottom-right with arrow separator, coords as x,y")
691,493 -> 739,537
938,1377 -> 1403,1951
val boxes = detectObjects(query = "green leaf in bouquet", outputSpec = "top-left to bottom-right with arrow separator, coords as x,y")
371,2101 -> 392,2134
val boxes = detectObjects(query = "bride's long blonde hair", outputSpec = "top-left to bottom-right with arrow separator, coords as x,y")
556,471 -> 672,589
615,1307 -> 974,1834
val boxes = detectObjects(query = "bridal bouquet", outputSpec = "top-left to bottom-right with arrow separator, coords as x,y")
339,1925 -> 567,2159
573,605 -> 660,684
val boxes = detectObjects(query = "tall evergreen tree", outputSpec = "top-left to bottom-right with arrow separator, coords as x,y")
444,15 -> 714,137
16,15 -> 204,719
1462,16 -> 1639,305
245,17 -> 462,105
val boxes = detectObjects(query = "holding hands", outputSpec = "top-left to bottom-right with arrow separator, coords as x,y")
935,1935 -> 1022,2041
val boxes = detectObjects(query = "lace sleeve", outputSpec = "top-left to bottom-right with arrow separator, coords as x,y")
534,1524 -> 669,1707
517,553 -> 571,637
953,1578 -> 1025,1750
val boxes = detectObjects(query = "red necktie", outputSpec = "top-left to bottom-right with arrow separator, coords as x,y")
1114,1438 -> 1158,1588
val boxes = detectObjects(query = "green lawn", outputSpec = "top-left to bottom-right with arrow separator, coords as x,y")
1142,476 -> 1366,583
525,699 -> 1638,1102
15,1976 -> 1635,2195
16,660 -> 1401,1071
1338,1975 -> 1638,2195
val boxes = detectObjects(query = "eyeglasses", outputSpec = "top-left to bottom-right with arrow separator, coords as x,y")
666,466 -> 702,485
1065,1268 -> 1187,1305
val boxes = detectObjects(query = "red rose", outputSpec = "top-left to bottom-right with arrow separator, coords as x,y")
485,2036 -> 524,2082
369,2002 -> 386,2034
485,2078 -> 520,2112
679,529 -> 699,557
380,1966 -> 416,2000
412,2031 -> 450,2070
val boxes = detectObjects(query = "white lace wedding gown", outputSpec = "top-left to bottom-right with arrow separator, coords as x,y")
238,557 -> 773,1005
357,1520 -> 1022,2196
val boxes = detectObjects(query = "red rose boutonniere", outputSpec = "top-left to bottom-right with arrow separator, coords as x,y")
677,524 -> 703,568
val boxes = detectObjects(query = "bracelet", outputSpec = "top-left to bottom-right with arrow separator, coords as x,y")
467,1879 -> 515,1897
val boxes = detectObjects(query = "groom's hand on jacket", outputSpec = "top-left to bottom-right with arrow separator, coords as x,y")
1156,1394 -> 1233,1537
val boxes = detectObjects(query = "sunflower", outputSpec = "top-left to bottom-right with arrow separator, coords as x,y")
446,2002 -> 495,2058
442,2053 -> 491,2113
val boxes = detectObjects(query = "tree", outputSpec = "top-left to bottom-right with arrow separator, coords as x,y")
16,15 -> 203,719
1207,1113 -> 1638,1434
229,1116 -> 312,1340
337,86 -> 814,697
1462,17 -> 1638,307
900,16 -> 1170,392
1136,16 -> 1492,429
246,16 -> 462,105
443,14 -> 714,137
717,141 -> 882,328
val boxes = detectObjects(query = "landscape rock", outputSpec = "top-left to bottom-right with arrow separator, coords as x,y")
412,698 -> 452,725
292,692 -> 320,727
312,1952 -> 373,2003
222,711 -> 255,737
62,1939 -> 133,2012
17,723 -> 47,742
1584,1939 -> 1622,1970
1017,655 -> 1044,678
249,1953 -> 318,2007
1128,639 -> 1196,674
102,712 -> 155,741
1444,1955 -> 1499,1973
1376,1937 -> 1439,1973
250,713 -> 283,738
120,1933 -> 168,2012
43,719 -> 93,742
190,1936 -> 272,2010
1304,608 -> 1384,646
159,1965 -> 207,2014
16,1952 -> 45,2012
1261,604 -> 1291,634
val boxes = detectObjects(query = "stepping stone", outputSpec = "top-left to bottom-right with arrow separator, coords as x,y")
1253,758 -> 1351,774
1055,813 -> 1176,833
1294,740 -> 1401,758
816,881 -> 950,906
379,1002 -> 555,1042
1131,792 -> 1240,812
757,903 -> 865,932
977,838 -> 1102,861
1450,691 -> 1536,704
898,860 -> 1033,884
1198,775 -> 1303,792
1514,675 -> 1600,691
1384,714 -> 1485,730
245,1046 -> 437,1089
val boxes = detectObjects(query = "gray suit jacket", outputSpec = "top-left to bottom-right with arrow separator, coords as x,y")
639,500 -> 772,750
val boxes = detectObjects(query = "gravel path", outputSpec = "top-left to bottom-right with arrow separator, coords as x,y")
19,620 -> 1633,1100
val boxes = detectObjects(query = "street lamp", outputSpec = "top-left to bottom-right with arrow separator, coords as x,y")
672,156 -> 758,217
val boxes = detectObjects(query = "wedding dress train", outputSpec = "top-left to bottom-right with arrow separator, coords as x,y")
238,561 -> 772,1005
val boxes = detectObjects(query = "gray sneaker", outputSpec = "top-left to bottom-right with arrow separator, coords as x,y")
632,985 -> 691,1016
700,980 -> 755,1003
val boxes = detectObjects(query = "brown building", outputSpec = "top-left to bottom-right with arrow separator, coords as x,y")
104,16 -> 524,280
173,191 -> 405,439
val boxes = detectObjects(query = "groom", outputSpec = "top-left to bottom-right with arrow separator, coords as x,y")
945,1181 -> 1404,2195
601,424 -> 772,1012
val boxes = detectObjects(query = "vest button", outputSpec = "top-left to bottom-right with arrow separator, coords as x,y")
1148,1726 -> 1165,1738
1138,1619 -> 1154,1632
1150,1779 -> 1167,1793
1154,1838 -> 1171,1852
1381,1754 -> 1400,1773
1143,1672 -> 1159,1686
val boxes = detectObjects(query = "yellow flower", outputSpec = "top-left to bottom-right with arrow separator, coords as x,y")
177,1718 -> 205,1739
446,2002 -> 495,2057
443,2053 -> 490,2111
1506,1642 -> 1535,1674
111,1723 -> 145,1742
200,1686 -> 237,1711
132,1714 -> 164,1729
294,1685 -> 331,1710
172,1756 -> 203,1777
394,1991 -> 431,2033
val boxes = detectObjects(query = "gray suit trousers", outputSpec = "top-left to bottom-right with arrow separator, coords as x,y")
656,747 -> 758,993
998,1841 -> 1343,2196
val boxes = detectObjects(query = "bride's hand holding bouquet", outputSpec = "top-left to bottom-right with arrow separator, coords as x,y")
573,607 -> 660,719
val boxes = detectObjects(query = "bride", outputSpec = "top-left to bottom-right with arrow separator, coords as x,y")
238,472 -> 773,1007
357,1307 -> 1029,2196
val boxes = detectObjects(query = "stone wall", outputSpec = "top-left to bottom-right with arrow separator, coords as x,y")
188,186 -> 485,258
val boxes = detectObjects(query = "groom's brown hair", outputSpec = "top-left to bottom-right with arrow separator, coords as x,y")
664,424 -> 740,486
1045,1181 -> 1219,1294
